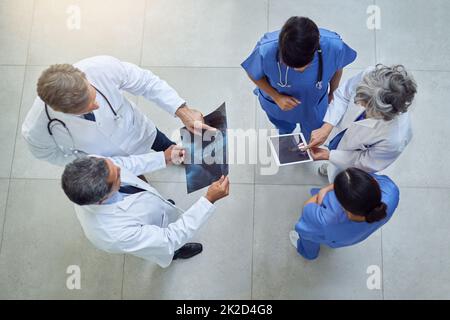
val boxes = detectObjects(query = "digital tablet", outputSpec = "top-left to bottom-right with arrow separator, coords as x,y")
268,133 -> 313,166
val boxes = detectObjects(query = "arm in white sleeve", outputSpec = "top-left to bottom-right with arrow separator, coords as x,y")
329,144 -> 400,173
109,152 -> 166,176
117,59 -> 185,116
117,196 -> 215,267
323,69 -> 367,126
21,124 -> 74,167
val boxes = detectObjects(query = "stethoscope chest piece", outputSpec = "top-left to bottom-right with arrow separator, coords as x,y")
316,81 -> 323,90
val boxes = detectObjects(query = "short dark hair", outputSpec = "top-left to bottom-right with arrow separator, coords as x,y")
279,16 -> 320,68
61,157 -> 112,205
334,168 -> 387,224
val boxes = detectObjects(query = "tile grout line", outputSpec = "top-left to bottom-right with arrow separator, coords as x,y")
120,0 -> 147,300
0,179 -> 11,254
120,255 -> 126,300
6,177 -> 450,191
374,0 -> 378,65
250,165 -> 256,300
138,0 -> 148,67
373,0 -> 384,301
250,93 -> 261,297
381,229 -> 385,300
0,0 -> 36,256
2,64 -> 450,73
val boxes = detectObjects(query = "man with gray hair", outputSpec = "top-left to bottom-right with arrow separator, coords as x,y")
304,64 -> 417,181
22,55 -> 213,169
61,153 -> 230,267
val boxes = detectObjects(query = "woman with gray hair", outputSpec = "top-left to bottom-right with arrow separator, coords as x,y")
305,64 -> 417,182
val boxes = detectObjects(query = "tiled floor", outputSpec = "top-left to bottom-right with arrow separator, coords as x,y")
0,0 -> 449,299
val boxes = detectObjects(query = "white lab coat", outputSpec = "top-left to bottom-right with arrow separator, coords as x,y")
22,55 -> 185,167
74,152 -> 216,268
323,68 -> 413,181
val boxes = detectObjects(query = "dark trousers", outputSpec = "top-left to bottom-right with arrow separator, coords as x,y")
151,128 -> 176,152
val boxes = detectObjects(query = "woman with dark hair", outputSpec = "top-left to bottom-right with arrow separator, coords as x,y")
290,167 -> 399,260
241,16 -> 357,142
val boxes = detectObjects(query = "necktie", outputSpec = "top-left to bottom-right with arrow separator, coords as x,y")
83,112 -> 96,122
119,185 -> 146,194
328,112 -> 366,151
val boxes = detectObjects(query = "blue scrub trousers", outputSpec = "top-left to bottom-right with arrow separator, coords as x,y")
266,114 -> 297,135
296,236 -> 321,260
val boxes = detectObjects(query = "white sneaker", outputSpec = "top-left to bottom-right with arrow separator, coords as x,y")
318,163 -> 329,177
289,230 -> 299,249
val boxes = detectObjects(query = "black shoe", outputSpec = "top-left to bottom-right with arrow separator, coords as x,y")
167,199 -> 175,205
173,243 -> 203,260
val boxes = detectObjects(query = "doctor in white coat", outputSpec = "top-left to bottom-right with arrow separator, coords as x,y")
22,55 -> 213,167
61,153 -> 230,267
305,65 -> 417,182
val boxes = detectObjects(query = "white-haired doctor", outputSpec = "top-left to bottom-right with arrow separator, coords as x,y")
305,65 -> 417,182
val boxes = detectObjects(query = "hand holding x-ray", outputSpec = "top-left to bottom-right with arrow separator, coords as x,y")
205,175 -> 230,204
164,145 -> 186,165
176,105 -> 217,135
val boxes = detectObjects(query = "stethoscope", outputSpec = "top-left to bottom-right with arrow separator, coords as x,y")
44,85 -> 120,157
277,46 -> 324,90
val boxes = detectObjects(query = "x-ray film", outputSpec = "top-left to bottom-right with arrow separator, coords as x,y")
181,103 -> 228,193
268,133 -> 313,166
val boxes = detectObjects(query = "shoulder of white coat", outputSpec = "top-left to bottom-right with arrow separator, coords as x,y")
22,96 -> 50,136
74,55 -> 122,71
75,203 -> 131,244
74,55 -> 124,84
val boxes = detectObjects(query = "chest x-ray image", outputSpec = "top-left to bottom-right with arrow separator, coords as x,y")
181,103 -> 228,193
268,133 -> 313,166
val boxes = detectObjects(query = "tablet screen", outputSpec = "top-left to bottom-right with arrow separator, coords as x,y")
269,133 -> 312,166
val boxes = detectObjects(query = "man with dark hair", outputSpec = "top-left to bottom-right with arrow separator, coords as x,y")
61,153 -> 230,267
242,16 -> 357,142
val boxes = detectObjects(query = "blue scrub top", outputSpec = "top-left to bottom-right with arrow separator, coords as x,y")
295,174 -> 399,260
241,29 -> 357,138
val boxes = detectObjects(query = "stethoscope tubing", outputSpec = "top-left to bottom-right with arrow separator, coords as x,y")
277,47 -> 323,90
44,86 -> 119,157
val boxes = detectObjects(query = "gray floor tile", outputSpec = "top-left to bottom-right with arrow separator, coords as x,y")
0,0 -> 34,65
0,179 -> 9,249
27,0 -> 146,65
252,184 -> 383,299
269,0 -> 375,68
137,67 -> 256,184
383,187 -> 450,299
12,66 -> 63,179
380,71 -> 450,188
142,0 -> 268,67
376,0 -> 450,70
0,66 -> 25,178
0,179 -> 124,299
122,182 -> 253,299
